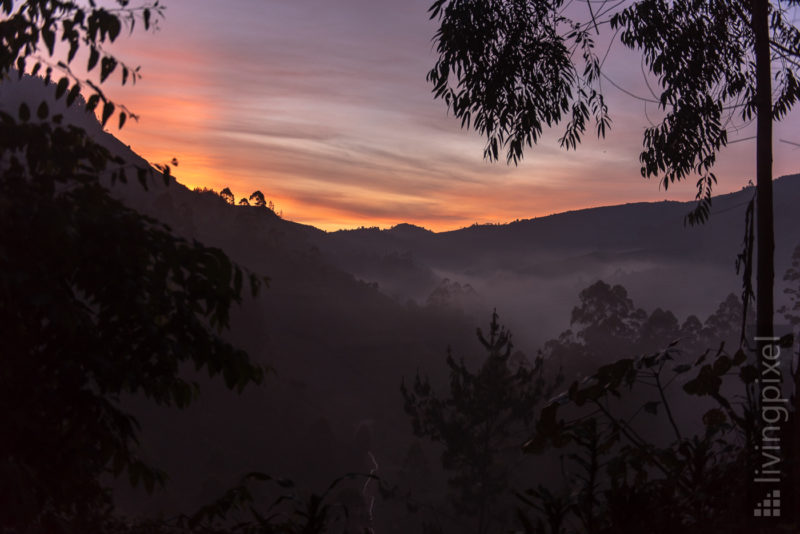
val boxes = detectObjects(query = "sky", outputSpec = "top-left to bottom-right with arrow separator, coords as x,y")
97,0 -> 800,231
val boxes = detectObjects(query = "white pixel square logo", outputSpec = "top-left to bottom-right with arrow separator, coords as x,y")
753,489 -> 781,517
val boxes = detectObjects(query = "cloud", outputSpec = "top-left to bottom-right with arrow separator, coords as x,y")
97,0 -> 800,232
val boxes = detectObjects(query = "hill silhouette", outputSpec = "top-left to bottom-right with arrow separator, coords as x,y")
4,73 -> 800,529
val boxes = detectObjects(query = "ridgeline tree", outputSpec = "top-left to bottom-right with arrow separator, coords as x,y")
220,186 -> 235,205
0,1 -> 268,530
427,0 -> 800,517
249,190 -> 267,207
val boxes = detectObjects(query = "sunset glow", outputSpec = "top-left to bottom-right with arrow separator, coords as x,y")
95,0 -> 800,232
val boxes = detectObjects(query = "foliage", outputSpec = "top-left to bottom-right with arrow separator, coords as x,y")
427,0 -> 610,165
218,188 -> 276,212
426,0 -> 800,515
426,0 -> 800,220
781,243 -> 800,326
220,187 -> 235,205
93,473 -> 377,534
401,311 -> 559,534
400,282 -> 777,533
519,342 -> 761,533
541,280 -> 748,379
0,1 -> 269,530
181,472 -> 376,534
1,0 -> 165,129
249,190 -> 267,208
516,280 -> 799,533
610,0 -> 800,222
0,95 -> 269,534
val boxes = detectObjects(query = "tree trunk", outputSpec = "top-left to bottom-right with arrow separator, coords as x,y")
752,0 -> 780,525
753,0 -> 774,353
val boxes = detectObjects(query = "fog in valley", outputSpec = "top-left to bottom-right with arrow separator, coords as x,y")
4,5 -> 800,527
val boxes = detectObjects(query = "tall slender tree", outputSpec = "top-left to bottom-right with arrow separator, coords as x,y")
427,0 -> 800,520
402,311 -> 554,534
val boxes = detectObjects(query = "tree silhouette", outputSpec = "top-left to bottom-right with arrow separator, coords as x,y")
542,281 -> 750,380
427,0 -> 800,512
402,311 -> 556,534
0,0 -> 165,128
517,283 -> 777,533
249,190 -> 267,207
0,1 -> 268,530
220,187 -> 235,205
521,342 -> 752,533
781,243 -> 800,327
238,197 -> 250,206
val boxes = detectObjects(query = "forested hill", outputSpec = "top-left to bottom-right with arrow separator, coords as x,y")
317,173 -> 800,272
5,74 -> 800,527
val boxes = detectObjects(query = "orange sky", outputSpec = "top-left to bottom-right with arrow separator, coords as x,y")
91,0 -> 800,232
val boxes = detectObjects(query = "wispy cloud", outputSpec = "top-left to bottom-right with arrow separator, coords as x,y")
100,0 -> 800,231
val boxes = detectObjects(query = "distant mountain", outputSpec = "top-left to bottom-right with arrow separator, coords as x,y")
5,73 -> 800,526
312,174 -> 800,345
319,175 -> 800,271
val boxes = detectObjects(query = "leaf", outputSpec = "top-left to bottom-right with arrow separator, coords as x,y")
43,28 -> 55,55
55,77 -> 69,100
36,101 -> 49,119
102,101 -> 115,126
712,355 -> 732,376
66,83 -> 81,107
67,40 -> 79,64
144,8 -> 151,30
100,56 -> 117,83
118,111 -> 126,130
673,363 -> 691,374
739,364 -> 758,384
88,47 -> 99,71
18,102 -> 30,122
108,16 -> 121,42
778,333 -> 794,348
702,408 -> 727,427
86,94 -> 100,113
684,365 -> 722,396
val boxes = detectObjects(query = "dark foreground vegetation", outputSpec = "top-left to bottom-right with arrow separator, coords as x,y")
2,1 -> 800,533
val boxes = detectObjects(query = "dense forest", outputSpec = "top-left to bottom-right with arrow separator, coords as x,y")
2,1 -> 800,533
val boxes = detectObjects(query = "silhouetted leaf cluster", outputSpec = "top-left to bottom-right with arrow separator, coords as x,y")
427,0 -> 800,222
0,108 -> 269,531
0,0 -> 166,129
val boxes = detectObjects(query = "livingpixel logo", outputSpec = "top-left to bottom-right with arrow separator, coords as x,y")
753,334 -> 788,519
753,489 -> 781,518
